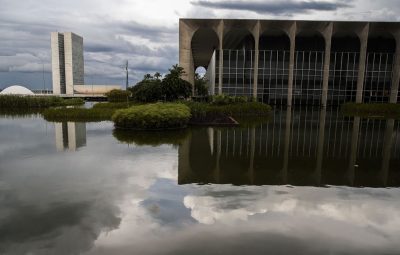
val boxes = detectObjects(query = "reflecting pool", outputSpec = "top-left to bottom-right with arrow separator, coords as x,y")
0,108 -> 400,255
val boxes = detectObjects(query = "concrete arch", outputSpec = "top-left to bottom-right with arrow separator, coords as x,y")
331,31 -> 360,52
191,27 -> 220,69
222,27 -> 255,50
259,29 -> 290,51
295,30 -> 326,51
367,32 -> 396,53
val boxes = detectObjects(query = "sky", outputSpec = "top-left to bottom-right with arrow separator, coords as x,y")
0,0 -> 400,90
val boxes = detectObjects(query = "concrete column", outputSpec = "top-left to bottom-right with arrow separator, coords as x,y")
356,23 -> 369,103
218,20 -> 224,95
282,107 -> 292,184
178,131 -> 192,185
287,22 -> 297,106
179,20 -> 196,86
380,119 -> 395,186
253,21 -> 260,99
347,116 -> 361,186
390,35 -> 400,103
321,23 -> 333,107
249,127 -> 256,184
314,108 -> 327,185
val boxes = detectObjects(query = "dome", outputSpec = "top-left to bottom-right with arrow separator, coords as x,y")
0,85 -> 35,95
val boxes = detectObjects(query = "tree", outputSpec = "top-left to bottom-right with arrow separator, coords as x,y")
128,74 -> 162,102
194,73 -> 209,96
161,64 -> 192,101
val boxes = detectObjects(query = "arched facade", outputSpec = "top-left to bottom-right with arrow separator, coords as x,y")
179,19 -> 400,105
258,30 -> 291,104
219,27 -> 255,96
363,33 -> 396,103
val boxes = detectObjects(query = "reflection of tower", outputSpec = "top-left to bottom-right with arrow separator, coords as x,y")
55,122 -> 86,151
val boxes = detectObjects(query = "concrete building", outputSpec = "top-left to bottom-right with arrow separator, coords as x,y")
51,32 -> 84,95
179,19 -> 400,106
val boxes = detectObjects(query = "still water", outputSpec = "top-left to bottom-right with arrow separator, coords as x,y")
1,108 -> 400,255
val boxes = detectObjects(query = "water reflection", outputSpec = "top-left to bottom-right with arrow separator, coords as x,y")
179,107 -> 400,187
55,122 -> 87,151
1,112 -> 400,254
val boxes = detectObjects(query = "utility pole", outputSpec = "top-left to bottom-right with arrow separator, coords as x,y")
125,60 -> 129,90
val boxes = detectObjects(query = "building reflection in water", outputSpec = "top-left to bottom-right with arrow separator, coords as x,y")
179,108 -> 400,187
55,122 -> 87,151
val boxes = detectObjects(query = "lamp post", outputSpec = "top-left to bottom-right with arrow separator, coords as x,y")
33,54 -> 46,93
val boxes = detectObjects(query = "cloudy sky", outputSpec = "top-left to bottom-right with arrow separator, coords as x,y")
0,0 -> 400,90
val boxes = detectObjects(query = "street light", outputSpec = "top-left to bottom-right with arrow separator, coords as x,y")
33,54 -> 46,93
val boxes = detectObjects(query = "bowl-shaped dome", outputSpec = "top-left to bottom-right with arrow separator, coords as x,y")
0,85 -> 35,95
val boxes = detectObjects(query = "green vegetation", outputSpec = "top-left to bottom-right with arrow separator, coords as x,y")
43,108 -> 115,122
341,103 -> 400,118
113,129 -> 189,146
0,95 -> 84,108
185,101 -> 272,124
92,102 -> 134,109
128,64 -> 192,102
128,73 -> 163,102
112,103 -> 191,130
0,108 -> 43,118
105,89 -> 131,102
194,73 -> 209,97
211,94 -> 253,105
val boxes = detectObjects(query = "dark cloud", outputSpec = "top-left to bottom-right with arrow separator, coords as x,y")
191,0 -> 353,15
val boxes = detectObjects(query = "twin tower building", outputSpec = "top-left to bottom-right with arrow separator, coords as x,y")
51,32 -> 84,95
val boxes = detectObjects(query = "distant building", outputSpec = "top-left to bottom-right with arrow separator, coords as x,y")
0,85 -> 35,95
73,85 -> 122,95
51,32 -> 84,95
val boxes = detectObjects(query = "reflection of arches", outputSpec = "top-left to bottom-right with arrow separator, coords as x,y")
191,28 -> 220,69
363,33 -> 396,103
328,33 -> 361,105
188,129 -> 216,181
258,29 -> 291,104
293,32 -> 326,105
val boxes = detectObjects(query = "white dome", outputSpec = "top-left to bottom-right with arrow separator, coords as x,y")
0,85 -> 35,95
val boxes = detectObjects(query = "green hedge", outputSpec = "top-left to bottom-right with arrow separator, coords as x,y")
0,95 -> 84,108
112,103 -> 191,130
105,89 -> 131,102
341,103 -> 400,118
43,108 -> 115,122
185,101 -> 272,123
211,94 -> 254,105
93,102 -> 134,109
113,129 -> 189,146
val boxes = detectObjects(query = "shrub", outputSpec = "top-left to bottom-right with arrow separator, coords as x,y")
112,103 -> 191,130
43,107 -> 115,122
0,95 -> 84,108
185,101 -> 272,123
211,94 -> 253,105
105,89 -> 131,102
93,102 -> 134,109
129,79 -> 162,102
194,73 -> 209,96
58,98 -> 85,106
